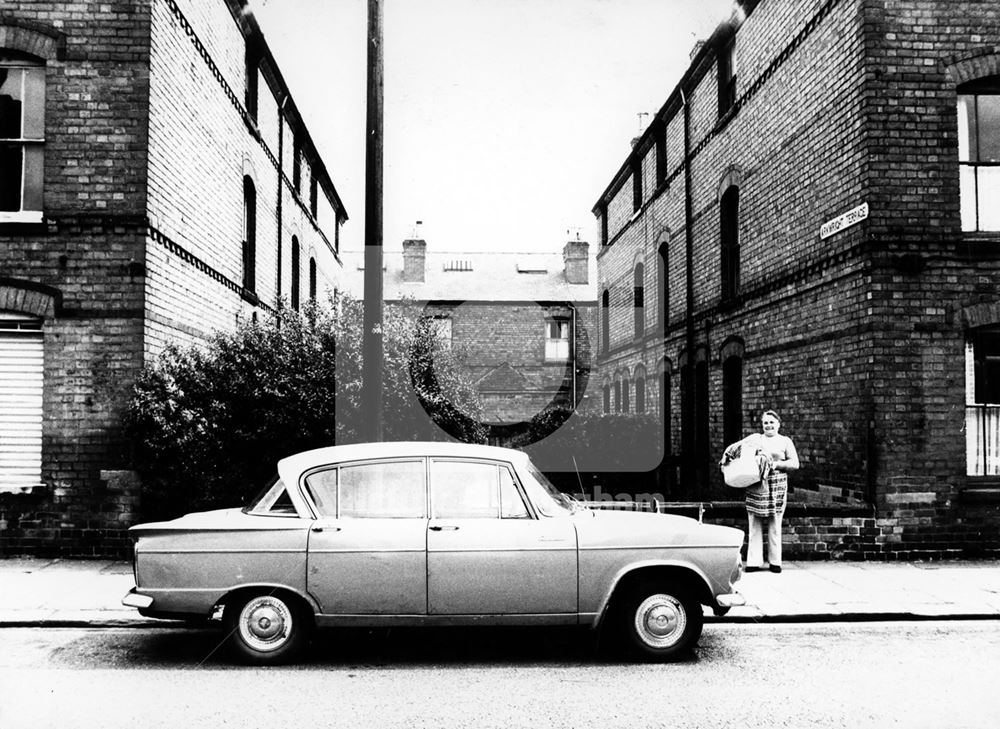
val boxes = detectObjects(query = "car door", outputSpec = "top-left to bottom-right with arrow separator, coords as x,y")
304,458 -> 427,615
426,458 -> 578,616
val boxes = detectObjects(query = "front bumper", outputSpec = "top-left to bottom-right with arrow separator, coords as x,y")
716,592 -> 746,608
121,588 -> 153,609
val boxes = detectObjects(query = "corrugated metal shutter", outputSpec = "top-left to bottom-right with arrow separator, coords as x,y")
0,327 -> 44,490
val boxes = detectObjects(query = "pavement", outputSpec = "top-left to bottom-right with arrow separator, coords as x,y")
1,557 -> 999,628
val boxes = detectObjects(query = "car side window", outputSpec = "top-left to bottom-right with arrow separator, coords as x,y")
500,466 -> 530,519
303,468 -> 337,517
338,460 -> 426,518
246,478 -> 299,517
431,460 -> 531,519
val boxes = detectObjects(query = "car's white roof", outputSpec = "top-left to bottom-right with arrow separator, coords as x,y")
278,441 -> 529,475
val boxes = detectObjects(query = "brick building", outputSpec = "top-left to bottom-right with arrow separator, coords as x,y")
0,0 -> 348,553
593,0 -> 1000,558
346,234 -> 597,439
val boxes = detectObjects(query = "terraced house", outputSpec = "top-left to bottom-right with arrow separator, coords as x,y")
594,0 -> 1000,558
0,0 -> 348,553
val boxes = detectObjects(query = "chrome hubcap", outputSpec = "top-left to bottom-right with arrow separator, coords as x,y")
634,594 -> 687,648
238,596 -> 292,652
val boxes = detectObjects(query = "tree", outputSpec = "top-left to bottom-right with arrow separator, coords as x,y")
125,295 -> 485,519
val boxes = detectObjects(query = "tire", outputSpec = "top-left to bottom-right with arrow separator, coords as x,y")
620,583 -> 703,661
225,591 -> 310,665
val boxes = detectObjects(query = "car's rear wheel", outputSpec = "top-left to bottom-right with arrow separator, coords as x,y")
226,592 -> 309,665
620,584 -> 703,661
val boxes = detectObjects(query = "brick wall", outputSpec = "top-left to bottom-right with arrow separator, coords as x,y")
1,0 -> 348,555
593,0 -> 1000,557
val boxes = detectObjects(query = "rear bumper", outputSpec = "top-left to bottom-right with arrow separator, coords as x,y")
121,588 -> 153,609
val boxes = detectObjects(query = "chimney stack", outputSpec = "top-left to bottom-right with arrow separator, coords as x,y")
563,240 -> 589,285
402,223 -> 426,283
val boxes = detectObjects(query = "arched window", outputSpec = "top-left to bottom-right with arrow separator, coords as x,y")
661,365 -> 672,454
633,263 -> 644,339
635,373 -> 646,414
622,378 -> 630,414
291,236 -> 301,310
658,241 -> 669,333
720,186 -> 740,303
309,257 -> 317,302
0,53 -> 45,222
722,352 -> 744,446
242,176 -> 256,292
958,76 -> 1000,232
603,383 -> 611,414
614,379 -> 622,413
601,289 -> 610,353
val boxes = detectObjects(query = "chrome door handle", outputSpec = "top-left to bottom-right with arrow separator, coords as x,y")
311,525 -> 341,533
429,525 -> 459,531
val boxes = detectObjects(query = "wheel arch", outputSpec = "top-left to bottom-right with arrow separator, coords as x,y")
594,562 -> 714,629
216,583 -> 319,623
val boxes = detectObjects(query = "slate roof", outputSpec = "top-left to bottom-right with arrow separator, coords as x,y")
341,248 -> 597,303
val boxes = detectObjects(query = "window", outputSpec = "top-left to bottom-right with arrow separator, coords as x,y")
631,157 -> 643,212
723,354 -> 743,446
600,206 -> 609,247
654,119 -> 667,187
967,327 -> 1000,476
601,289 -> 610,353
431,460 -> 529,519
244,43 -> 259,123
635,375 -> 646,414
242,177 -> 256,292
426,316 -> 452,350
290,236 -> 300,310
658,242 -> 669,332
633,263 -> 645,338
338,460 -> 426,518
720,186 -> 740,303
718,39 -> 737,116
0,54 -> 45,222
958,77 -> 1000,232
545,319 -> 570,360
695,358 -> 710,485
622,378 -> 630,414
303,468 -> 337,517
292,134 -> 302,193
246,477 -> 298,517
614,380 -> 622,413
308,257 -> 317,302
309,175 -> 318,218
0,313 -> 42,491
603,383 -> 611,414
661,368 -> 672,454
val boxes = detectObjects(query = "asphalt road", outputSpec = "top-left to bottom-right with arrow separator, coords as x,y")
1,622 -> 998,728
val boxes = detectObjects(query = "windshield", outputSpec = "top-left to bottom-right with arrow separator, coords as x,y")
523,462 -> 578,517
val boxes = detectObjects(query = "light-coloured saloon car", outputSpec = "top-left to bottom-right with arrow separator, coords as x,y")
123,442 -> 745,664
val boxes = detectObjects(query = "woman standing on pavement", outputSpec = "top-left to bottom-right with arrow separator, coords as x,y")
720,410 -> 799,573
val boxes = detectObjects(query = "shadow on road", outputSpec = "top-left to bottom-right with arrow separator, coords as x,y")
44,625 -> 706,669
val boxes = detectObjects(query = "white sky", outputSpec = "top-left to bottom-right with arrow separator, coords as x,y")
254,0 -> 737,253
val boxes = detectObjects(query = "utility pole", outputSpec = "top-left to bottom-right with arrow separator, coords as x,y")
361,0 -> 384,441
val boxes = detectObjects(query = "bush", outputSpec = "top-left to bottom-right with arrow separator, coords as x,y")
125,296 -> 486,519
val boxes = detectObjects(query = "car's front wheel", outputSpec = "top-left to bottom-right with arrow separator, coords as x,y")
226,591 -> 309,665
621,584 -> 703,661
